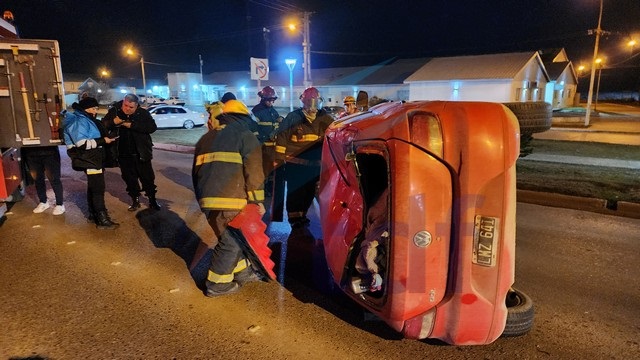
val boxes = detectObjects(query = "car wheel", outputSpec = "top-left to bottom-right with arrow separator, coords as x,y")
503,101 -> 552,136
183,120 -> 195,129
502,287 -> 535,337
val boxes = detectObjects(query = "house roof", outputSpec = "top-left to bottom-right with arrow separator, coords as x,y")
325,58 -> 430,86
405,52 -> 545,82
544,61 -> 571,80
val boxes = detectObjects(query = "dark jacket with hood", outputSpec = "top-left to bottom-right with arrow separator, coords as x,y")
102,100 -> 157,161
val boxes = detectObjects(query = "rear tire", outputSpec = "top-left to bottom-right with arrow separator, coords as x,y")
502,287 -> 535,337
503,101 -> 552,136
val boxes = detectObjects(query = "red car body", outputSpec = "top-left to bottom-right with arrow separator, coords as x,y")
318,100 -> 520,345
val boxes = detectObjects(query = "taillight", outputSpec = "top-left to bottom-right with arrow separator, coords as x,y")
409,113 -> 443,157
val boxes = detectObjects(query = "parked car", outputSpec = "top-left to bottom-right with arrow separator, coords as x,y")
317,100 -> 534,345
139,94 -> 164,105
164,96 -> 186,106
148,105 -> 205,129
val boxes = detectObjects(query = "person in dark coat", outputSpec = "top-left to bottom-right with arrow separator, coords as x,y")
102,93 -> 160,211
62,97 -> 119,229
192,99 -> 265,297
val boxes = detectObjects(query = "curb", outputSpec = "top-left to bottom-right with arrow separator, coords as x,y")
517,190 -> 640,219
153,143 -> 194,154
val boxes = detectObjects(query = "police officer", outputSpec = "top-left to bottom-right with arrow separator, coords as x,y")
252,86 -> 283,197
192,100 -> 265,296
274,87 -> 334,229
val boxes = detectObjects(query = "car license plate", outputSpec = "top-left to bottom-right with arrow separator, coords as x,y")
473,215 -> 499,267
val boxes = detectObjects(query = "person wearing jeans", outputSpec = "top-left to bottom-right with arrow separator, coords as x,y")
22,146 -> 65,215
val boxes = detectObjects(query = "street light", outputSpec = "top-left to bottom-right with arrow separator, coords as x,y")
98,67 -> 110,82
285,58 -> 297,111
287,12 -> 312,88
124,46 -> 146,93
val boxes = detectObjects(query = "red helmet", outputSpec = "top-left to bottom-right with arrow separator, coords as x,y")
299,87 -> 323,110
258,86 -> 278,100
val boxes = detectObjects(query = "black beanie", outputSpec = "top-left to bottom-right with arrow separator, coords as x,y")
78,97 -> 99,110
221,92 -> 236,103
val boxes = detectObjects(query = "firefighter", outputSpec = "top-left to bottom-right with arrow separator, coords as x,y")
192,99 -> 266,297
252,86 -> 283,198
274,87 -> 334,229
338,95 -> 357,118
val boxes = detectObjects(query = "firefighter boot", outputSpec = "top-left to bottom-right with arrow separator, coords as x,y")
148,195 -> 161,210
128,196 -> 141,211
96,211 -> 120,230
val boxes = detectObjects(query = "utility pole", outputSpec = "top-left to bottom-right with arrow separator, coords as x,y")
584,0 -> 604,127
199,54 -> 203,84
302,11 -> 312,88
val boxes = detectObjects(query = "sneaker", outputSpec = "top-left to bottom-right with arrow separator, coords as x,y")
52,205 -> 66,216
234,268 -> 261,286
33,202 -> 50,213
206,282 -> 240,297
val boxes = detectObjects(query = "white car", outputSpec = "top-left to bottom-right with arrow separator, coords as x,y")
164,96 -> 186,106
148,105 -> 205,129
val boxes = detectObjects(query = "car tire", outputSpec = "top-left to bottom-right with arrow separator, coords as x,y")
183,120 -> 195,129
503,101 -> 552,136
502,287 -> 535,337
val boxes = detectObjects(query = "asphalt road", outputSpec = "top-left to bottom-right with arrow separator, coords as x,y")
1,149 -> 639,359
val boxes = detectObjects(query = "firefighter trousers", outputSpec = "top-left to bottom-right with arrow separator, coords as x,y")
206,210 -> 250,284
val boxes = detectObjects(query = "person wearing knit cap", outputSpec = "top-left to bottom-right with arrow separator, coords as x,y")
62,97 -> 119,229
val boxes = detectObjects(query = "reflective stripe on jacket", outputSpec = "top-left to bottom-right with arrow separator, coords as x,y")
192,113 -> 265,211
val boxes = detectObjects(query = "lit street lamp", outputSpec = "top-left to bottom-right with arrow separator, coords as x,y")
285,58 -> 297,111
124,46 -> 146,93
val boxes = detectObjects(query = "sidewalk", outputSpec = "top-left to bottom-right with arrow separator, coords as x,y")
521,106 -> 640,218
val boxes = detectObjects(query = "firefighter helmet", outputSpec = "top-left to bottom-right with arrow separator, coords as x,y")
343,96 -> 356,105
299,87 -> 323,110
258,86 -> 278,100
222,99 -> 251,116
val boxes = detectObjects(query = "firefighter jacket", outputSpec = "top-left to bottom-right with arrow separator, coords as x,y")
102,101 -> 157,161
192,113 -> 265,211
251,102 -> 281,145
275,108 -> 334,165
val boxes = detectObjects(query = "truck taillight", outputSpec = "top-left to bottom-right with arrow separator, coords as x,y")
409,114 -> 443,157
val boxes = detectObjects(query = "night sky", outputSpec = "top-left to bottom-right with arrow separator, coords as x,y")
3,0 -> 639,85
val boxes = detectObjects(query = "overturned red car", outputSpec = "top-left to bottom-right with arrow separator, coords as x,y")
318,100 -> 533,345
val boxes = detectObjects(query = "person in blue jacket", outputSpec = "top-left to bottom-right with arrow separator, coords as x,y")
63,97 -> 119,229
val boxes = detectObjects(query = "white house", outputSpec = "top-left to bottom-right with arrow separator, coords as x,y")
539,48 -> 579,109
404,52 -> 550,103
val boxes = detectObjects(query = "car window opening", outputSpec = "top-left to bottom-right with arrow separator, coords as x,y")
350,152 -> 390,300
